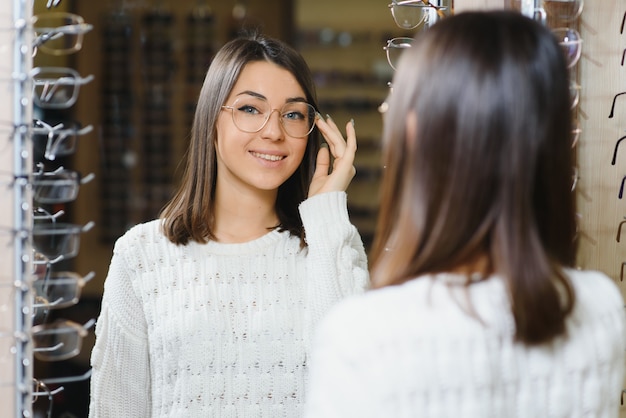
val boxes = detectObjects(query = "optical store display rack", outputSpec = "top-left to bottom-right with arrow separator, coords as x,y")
2,0 -> 97,416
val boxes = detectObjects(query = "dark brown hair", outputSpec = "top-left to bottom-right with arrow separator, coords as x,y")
160,33 -> 321,246
370,11 -> 577,345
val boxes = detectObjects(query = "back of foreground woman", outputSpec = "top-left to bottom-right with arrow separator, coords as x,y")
304,10 -> 625,418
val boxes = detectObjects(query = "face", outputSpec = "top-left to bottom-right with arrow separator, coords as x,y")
215,61 -> 310,195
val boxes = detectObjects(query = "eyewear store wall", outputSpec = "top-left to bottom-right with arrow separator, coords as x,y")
0,0 -> 623,416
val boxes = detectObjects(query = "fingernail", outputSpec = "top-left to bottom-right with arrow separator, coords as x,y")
326,114 -> 332,121
350,118 -> 355,127
315,112 -> 322,120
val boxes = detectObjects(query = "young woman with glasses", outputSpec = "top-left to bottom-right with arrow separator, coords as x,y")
305,10 -> 625,418
88,33 -> 368,417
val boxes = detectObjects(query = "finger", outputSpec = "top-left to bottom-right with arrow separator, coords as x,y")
312,144 -> 330,179
345,119 -> 357,153
315,114 -> 346,158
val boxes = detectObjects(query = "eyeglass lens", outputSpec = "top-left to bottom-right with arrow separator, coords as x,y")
32,319 -> 90,361
553,27 -> 582,69
229,96 -> 316,138
32,221 -> 93,260
543,0 -> 584,22
32,12 -> 92,56
390,1 -> 441,30
33,271 -> 93,310
385,37 -> 413,71
33,171 -> 80,203
31,67 -> 94,109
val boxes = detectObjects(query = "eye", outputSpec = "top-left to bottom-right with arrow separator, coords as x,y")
237,104 -> 261,115
283,110 -> 305,121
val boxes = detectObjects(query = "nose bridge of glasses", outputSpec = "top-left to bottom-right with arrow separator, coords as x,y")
266,107 -> 284,125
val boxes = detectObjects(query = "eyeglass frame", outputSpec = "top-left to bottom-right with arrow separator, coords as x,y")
221,97 -> 318,138
0,68 -> 89,112
30,66 -> 95,109
32,12 -> 93,56
32,164 -> 95,204
384,37 -> 414,71
33,119 -> 93,161
553,27 -> 583,69
609,91 -> 626,118
543,0 -> 584,22
0,12 -> 91,58
31,318 -> 95,361
387,0 -> 447,25
611,134 -> 626,166
33,270 -> 95,310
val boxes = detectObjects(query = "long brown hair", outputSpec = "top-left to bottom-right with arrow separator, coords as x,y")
370,11 -> 577,345
160,33 -> 321,246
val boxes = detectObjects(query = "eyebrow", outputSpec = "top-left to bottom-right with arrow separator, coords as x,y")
236,90 -> 308,103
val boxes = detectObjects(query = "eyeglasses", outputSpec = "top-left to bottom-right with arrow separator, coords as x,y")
33,271 -> 95,310
33,166 -> 95,204
30,66 -> 94,109
0,12 -> 91,60
32,378 -> 62,418
32,219 -> 94,261
31,318 -> 95,361
553,27 -> 582,69
570,82 -> 581,109
221,96 -> 317,138
32,12 -> 93,56
611,134 -> 626,165
543,0 -> 584,22
33,119 -> 93,161
387,0 -> 447,30
571,119 -> 581,149
384,37 -> 413,71
609,92 -> 626,118
44,0 -> 63,7
617,217 -> 626,243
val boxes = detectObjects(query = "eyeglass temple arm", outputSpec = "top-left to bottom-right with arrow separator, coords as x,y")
617,218 -> 626,242
34,342 -> 64,353
33,385 -> 63,397
419,0 -> 446,18
41,369 -> 92,385
46,0 -> 62,8
611,135 -> 626,165
609,92 -> 626,118
83,271 -> 96,283
33,208 -> 65,221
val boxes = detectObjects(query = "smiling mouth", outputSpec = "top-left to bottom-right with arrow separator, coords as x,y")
250,151 -> 285,162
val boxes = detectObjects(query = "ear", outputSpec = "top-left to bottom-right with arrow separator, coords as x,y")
405,110 -> 417,151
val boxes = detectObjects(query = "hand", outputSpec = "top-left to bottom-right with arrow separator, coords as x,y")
308,114 -> 357,197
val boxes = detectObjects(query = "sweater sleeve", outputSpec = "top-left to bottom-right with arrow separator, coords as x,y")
299,191 -> 369,333
88,235 -> 151,418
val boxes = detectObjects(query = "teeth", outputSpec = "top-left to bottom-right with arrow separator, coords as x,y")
251,152 -> 284,162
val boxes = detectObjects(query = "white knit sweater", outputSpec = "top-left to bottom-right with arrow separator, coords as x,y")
88,192 -> 369,418
305,269 -> 626,418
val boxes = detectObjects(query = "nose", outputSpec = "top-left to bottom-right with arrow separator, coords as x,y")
260,109 -> 284,141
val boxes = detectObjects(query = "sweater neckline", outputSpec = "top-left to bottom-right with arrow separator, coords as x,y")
197,229 -> 284,254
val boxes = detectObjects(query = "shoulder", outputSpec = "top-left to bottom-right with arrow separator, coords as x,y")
566,268 -> 625,322
113,219 -> 167,250
567,268 -> 623,309
315,280 -> 425,344
111,220 -> 175,268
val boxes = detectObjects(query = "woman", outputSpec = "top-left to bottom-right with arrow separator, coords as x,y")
89,34 -> 369,417
305,11 -> 625,418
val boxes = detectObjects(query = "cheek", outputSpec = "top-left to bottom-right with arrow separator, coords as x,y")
292,141 -> 308,166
